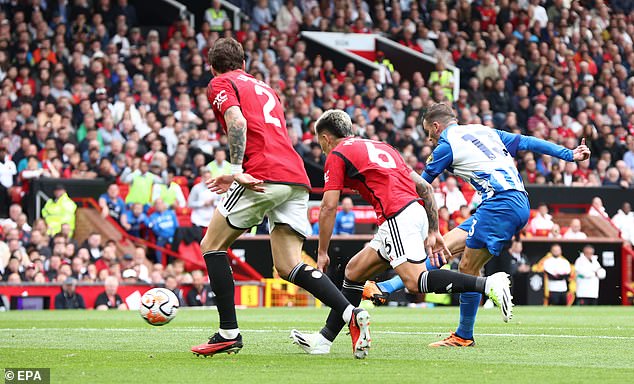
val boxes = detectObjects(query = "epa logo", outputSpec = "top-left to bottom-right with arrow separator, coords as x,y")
4,368 -> 50,383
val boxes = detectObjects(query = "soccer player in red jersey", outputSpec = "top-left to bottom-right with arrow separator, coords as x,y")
291,110 -> 513,356
191,38 -> 371,359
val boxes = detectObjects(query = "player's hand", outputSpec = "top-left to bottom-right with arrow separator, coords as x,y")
426,230 -> 450,268
206,174 -> 234,194
572,138 -> 591,162
234,173 -> 265,193
317,251 -> 330,273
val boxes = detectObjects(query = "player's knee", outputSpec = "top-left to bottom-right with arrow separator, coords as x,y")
343,257 -> 364,282
200,236 -> 227,253
458,257 -> 479,275
401,275 -> 419,293
277,268 -> 292,281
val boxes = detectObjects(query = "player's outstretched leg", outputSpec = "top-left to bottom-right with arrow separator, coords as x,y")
396,264 -> 513,324
291,277 -> 365,355
272,225 -> 371,359
363,257 -> 447,305
191,211 -> 245,357
291,246 -> 387,358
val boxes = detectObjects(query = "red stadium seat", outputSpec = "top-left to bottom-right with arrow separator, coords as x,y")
117,183 -> 130,200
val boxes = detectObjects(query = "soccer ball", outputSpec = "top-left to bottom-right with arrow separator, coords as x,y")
140,288 -> 179,326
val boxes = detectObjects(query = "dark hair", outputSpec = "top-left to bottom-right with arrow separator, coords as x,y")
314,109 -> 354,138
422,103 -> 456,126
208,38 -> 244,74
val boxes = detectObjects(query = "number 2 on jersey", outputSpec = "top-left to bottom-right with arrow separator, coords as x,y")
254,84 -> 282,128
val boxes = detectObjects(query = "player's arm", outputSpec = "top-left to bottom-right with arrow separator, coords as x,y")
318,190 -> 341,272
225,106 -> 248,169
318,152 -> 346,272
207,79 -> 263,193
207,106 -> 264,193
421,137 -> 454,184
496,130 -> 590,162
410,171 -> 439,232
410,171 -> 451,266
98,196 -> 109,218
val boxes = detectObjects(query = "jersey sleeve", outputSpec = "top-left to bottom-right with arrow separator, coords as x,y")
323,152 -> 346,191
422,137 -> 453,183
208,77 -> 241,117
496,130 -> 573,161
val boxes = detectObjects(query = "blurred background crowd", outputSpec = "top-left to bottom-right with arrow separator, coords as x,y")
1,0 -> 633,299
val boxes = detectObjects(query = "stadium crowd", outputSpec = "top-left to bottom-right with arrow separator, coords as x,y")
1,0 -> 634,291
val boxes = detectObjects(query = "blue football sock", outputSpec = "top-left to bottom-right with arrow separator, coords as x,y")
376,258 -> 447,294
377,275 -> 405,294
455,292 -> 481,340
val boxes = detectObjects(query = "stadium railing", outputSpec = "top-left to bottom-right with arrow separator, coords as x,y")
74,197 -> 181,266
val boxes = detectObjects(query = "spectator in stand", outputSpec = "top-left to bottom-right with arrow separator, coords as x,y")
588,197 -> 610,221
186,270 -> 216,306
623,138 -> 634,172
276,0 -> 302,35
0,143 -> 16,216
574,245 -> 606,305
428,60 -> 454,102
205,0 -> 229,32
563,218 -> 587,239
151,169 -> 186,208
122,268 -> 139,283
251,0 -> 273,31
188,167 -> 219,229
506,240 -> 530,286
41,184 -> 77,236
165,274 -> 185,306
98,183 -> 126,223
454,205 -> 471,227
121,160 -> 160,207
0,204 -> 24,231
207,148 -> 231,179
333,197 -> 356,236
438,206 -> 451,235
94,275 -> 127,310
442,177 -> 467,215
548,223 -> 563,239
612,202 -> 634,245
145,198 -> 178,263
121,203 -> 147,238
542,244 -> 572,306
529,203 -> 554,236
304,142 -> 326,167
54,277 -> 86,310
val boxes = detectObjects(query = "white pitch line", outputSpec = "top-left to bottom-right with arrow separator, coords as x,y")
0,328 -> 633,340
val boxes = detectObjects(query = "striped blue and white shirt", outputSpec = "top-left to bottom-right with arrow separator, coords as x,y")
422,124 -> 573,201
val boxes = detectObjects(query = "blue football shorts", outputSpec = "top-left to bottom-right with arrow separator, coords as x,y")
458,190 -> 530,256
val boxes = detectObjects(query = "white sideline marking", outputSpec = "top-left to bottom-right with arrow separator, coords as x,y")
1,328 -> 633,340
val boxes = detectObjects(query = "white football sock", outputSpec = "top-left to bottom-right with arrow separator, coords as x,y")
341,305 -> 354,323
219,328 -> 240,339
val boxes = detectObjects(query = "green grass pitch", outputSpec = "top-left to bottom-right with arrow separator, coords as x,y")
1,306 -> 633,383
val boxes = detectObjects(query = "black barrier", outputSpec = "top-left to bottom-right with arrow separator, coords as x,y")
232,236 -> 624,305
525,186 -> 633,215
375,39 -> 436,83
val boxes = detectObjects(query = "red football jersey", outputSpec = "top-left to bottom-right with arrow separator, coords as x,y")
207,70 -> 310,189
323,137 -> 421,224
